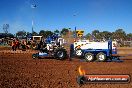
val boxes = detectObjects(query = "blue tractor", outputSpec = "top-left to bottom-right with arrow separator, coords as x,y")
32,34 -> 67,60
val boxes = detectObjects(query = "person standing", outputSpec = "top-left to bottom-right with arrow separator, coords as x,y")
16,39 -> 20,49
21,40 -> 26,51
12,39 -> 16,51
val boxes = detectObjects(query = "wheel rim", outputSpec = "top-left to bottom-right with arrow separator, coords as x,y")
85,54 -> 93,61
57,51 -> 64,58
98,54 -> 105,61
32,55 -> 36,59
76,50 -> 82,56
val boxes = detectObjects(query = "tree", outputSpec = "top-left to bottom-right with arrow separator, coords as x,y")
85,33 -> 91,39
0,33 -> 14,38
39,30 -> 46,37
91,30 -> 112,41
7,33 -> 14,38
127,33 -> 132,41
60,28 -> 69,35
32,31 -> 38,36
3,24 -> 9,34
101,31 -> 112,40
91,30 -> 100,40
54,29 -> 60,34
96,32 -> 103,40
111,29 -> 127,46
16,30 -> 26,38
92,30 -> 99,37
39,30 -> 53,37
45,30 -> 53,37
112,29 -> 126,41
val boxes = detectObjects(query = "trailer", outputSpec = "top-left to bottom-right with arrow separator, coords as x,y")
70,40 -> 123,62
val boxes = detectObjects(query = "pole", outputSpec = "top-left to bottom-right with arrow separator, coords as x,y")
32,20 -> 34,34
75,26 -> 77,40
31,0 -> 37,35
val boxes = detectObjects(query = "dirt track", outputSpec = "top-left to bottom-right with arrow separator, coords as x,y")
0,48 -> 132,88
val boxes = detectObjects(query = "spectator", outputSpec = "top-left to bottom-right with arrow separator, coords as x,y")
21,40 -> 26,51
12,39 -> 16,51
16,39 -> 20,49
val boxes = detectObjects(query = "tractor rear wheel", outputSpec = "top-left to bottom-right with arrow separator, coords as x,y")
84,53 -> 94,62
54,48 -> 67,60
96,52 -> 106,61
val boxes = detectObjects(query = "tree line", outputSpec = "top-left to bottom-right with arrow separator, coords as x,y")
86,29 -> 132,41
15,28 -> 70,38
0,27 -> 132,42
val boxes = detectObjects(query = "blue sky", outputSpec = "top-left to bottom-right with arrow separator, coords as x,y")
0,0 -> 132,35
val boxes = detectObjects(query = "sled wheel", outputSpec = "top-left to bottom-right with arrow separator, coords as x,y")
84,53 -> 94,62
96,52 -> 106,62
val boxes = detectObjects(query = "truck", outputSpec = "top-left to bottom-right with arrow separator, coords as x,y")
70,39 -> 122,62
